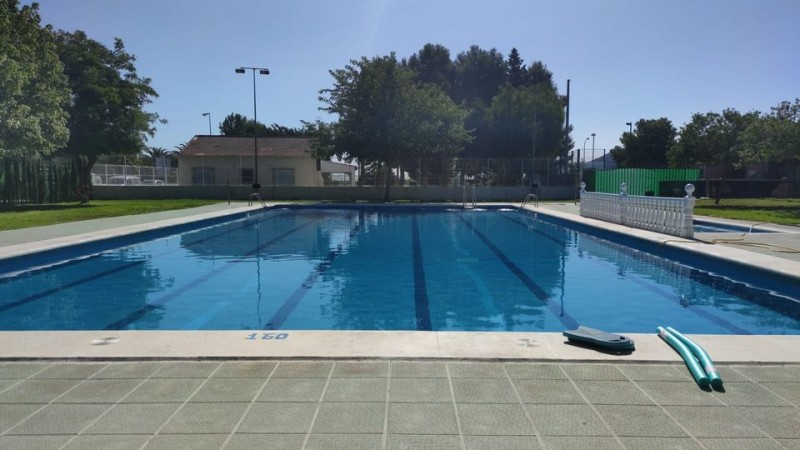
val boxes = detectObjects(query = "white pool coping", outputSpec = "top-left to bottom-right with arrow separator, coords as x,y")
0,202 -> 799,363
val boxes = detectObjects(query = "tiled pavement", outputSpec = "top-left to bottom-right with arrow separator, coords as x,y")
1,360 -> 799,450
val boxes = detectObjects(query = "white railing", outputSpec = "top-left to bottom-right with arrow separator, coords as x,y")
91,164 -> 179,185
580,182 -> 696,238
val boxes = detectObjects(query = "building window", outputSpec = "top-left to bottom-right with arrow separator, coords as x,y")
240,168 -> 254,185
191,167 -> 215,185
271,167 -> 295,186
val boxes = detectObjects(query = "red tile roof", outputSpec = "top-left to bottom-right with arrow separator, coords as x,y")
179,135 -> 312,158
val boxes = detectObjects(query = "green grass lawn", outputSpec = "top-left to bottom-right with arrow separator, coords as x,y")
0,199 -> 221,231
694,198 -> 800,226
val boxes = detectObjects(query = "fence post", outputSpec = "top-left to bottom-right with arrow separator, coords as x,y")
682,183 -> 696,238
619,182 -> 628,225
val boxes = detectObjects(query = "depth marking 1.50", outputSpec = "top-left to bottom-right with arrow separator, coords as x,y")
245,333 -> 289,340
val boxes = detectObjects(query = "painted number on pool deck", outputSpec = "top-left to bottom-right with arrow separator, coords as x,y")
245,333 -> 289,340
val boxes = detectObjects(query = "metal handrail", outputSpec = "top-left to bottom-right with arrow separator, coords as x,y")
248,192 -> 267,208
521,193 -> 538,208
463,185 -> 476,209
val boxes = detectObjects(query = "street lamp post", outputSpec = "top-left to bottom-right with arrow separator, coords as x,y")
580,137 -> 589,176
235,66 -> 270,189
202,113 -> 212,135
626,122 -> 633,137
591,133 -> 596,162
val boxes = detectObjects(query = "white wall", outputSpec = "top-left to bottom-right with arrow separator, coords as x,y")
177,156 -> 323,186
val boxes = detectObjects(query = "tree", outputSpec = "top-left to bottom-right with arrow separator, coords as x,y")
610,118 -> 676,167
452,45 -> 506,105
0,0 -> 70,157
407,43 -> 454,96
668,109 -> 758,167
219,113 -> 308,137
526,61 -> 556,91
739,99 -> 800,164
54,30 -> 164,185
506,48 -> 527,88
484,84 -> 565,159
317,54 -> 471,200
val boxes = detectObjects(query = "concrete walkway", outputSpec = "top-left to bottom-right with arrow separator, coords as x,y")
1,360 -> 798,449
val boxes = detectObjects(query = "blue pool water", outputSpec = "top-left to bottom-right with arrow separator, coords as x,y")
1,206 -> 799,334
693,219 -> 774,234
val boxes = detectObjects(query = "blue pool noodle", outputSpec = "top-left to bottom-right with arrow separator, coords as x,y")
657,326 -> 710,389
666,326 -> 723,389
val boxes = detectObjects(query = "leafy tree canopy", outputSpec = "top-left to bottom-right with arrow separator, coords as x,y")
54,30 -> 164,182
739,99 -> 800,164
610,118 -> 676,167
314,53 -> 471,199
0,0 -> 70,157
219,113 -> 308,137
480,84 -> 564,159
668,109 -> 758,166
452,45 -> 506,105
406,43 -> 454,96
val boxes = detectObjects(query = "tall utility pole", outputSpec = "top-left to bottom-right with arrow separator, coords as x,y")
564,79 -> 570,166
235,66 -> 270,189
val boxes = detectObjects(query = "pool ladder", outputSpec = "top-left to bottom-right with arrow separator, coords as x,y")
463,185 -> 476,209
248,192 -> 267,208
521,193 -> 538,208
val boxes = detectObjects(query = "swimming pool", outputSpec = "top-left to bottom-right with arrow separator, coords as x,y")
694,219 -> 775,234
1,206 -> 798,334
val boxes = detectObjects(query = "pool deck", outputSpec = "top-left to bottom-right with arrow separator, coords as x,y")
1,202 -> 799,449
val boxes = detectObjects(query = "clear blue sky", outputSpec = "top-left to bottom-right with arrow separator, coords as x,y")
30,0 -> 800,160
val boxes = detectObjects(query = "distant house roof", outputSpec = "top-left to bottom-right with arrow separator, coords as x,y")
179,135 -> 313,158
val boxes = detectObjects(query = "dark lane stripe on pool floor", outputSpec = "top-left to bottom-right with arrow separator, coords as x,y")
266,220 -> 361,330
499,213 -> 568,247
459,215 -> 579,330
412,216 -> 433,331
104,218 -> 321,330
0,260 -> 146,314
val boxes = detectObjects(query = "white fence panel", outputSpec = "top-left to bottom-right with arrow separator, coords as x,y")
580,182 -> 695,238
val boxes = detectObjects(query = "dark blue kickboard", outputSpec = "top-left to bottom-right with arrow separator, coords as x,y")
563,326 -> 635,351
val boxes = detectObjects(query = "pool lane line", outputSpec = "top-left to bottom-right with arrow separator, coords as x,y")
411,216 -> 433,331
458,215 -> 579,330
507,211 -> 752,333
0,211 -> 299,317
498,213 -> 568,247
104,218 -> 321,330
581,231 -> 798,328
265,220 -> 362,330
0,260 -> 146,314
624,273 -> 752,335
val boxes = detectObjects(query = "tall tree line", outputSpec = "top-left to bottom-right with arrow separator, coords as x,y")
308,43 -> 571,197
610,100 -> 799,172
1,0 -> 163,190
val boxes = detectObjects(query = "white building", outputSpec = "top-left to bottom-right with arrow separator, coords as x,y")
177,135 -> 355,187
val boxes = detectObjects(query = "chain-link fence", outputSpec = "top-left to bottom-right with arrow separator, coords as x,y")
90,164 -> 178,185
358,157 -> 579,187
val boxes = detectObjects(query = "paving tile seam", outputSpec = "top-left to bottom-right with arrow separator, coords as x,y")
219,361 -> 279,449
57,363 -> 167,449
295,361 -> 337,450
141,361 -> 224,448
0,362 -> 113,437
443,361 -> 468,450
555,364 -> 624,448
501,364 -> 546,449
